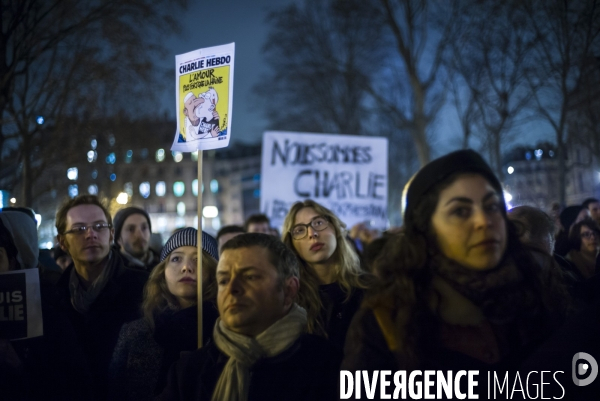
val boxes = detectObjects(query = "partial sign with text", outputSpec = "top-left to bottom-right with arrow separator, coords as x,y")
0,269 -> 43,340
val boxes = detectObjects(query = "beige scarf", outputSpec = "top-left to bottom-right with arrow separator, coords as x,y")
211,304 -> 307,401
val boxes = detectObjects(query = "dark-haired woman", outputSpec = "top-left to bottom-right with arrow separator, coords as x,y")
342,150 -> 571,396
566,220 -> 600,279
108,228 -> 219,400
554,205 -> 590,256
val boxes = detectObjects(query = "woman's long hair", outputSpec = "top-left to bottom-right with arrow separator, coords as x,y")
568,219 -> 600,252
282,199 -> 371,334
365,172 -> 572,367
142,250 -> 218,329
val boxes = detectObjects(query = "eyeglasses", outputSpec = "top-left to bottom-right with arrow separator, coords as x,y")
63,223 -> 112,235
581,231 -> 599,239
290,216 -> 329,240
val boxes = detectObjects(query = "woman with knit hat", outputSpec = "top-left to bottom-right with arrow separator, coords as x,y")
342,150 -> 572,396
108,228 -> 220,401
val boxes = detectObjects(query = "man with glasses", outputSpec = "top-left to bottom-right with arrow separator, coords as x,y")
54,195 -> 148,399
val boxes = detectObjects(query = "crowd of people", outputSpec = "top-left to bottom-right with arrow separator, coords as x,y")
1,149 -> 599,400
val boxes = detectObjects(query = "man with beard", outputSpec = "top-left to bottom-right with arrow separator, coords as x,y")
182,88 -> 220,140
113,207 -> 160,271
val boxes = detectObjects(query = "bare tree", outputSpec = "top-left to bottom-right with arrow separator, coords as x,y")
446,50 -> 480,151
256,0 -> 386,135
0,0 -> 185,207
569,56 -> 600,164
447,1 -> 538,181
368,0 -> 461,166
522,0 -> 600,206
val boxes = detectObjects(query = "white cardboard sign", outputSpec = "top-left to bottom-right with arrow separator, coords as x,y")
260,131 -> 388,230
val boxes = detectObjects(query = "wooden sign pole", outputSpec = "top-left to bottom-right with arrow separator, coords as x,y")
197,150 -> 204,348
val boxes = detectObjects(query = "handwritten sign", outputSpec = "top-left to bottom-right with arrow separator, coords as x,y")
260,131 -> 388,229
0,269 -> 43,340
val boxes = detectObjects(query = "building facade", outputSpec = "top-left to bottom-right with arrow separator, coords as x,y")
17,118 -> 261,246
502,142 -> 599,211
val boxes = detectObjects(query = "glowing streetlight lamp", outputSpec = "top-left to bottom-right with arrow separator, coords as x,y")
116,192 -> 129,205
202,206 -> 219,218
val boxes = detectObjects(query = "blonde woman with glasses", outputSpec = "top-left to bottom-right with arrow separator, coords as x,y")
282,200 -> 372,350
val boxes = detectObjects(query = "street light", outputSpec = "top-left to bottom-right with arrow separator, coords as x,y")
203,206 -> 218,218
116,192 -> 128,205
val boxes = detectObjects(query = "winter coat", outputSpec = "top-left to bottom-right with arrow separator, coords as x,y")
108,302 -> 219,401
54,251 -> 148,399
342,254 -> 567,401
319,283 -> 364,351
157,334 -> 341,401
521,295 -> 600,400
3,267 -> 95,401
566,250 -> 597,279
0,211 -> 94,400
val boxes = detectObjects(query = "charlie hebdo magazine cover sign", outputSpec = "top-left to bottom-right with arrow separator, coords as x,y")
261,131 -> 388,230
171,43 -> 234,152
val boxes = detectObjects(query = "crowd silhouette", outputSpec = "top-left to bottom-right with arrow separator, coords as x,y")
1,149 -> 599,400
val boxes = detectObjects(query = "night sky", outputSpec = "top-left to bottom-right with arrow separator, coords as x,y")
158,0 -> 298,145
157,0 -> 549,152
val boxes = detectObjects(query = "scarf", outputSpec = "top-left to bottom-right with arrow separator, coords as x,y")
120,248 -> 156,269
211,304 -> 307,401
566,250 -> 596,279
431,253 -> 531,325
69,252 -> 116,314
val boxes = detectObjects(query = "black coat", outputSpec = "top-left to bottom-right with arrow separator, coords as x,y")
319,283 -> 364,351
54,251 -> 148,399
522,277 -> 600,400
158,334 -> 341,401
108,302 -> 219,401
2,267 -> 94,401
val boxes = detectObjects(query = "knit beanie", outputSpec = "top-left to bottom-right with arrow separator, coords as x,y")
402,149 -> 505,227
113,207 -> 152,242
160,227 -> 219,262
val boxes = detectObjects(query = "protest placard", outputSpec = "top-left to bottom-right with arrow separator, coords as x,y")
171,43 -> 235,348
260,131 -> 388,230
0,269 -> 43,340
171,42 -> 234,152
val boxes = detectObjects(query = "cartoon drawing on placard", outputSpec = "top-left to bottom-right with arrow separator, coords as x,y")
183,87 -> 221,140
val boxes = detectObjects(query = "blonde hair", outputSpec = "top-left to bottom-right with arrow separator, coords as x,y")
142,250 -> 217,329
282,199 -> 371,334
